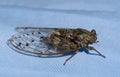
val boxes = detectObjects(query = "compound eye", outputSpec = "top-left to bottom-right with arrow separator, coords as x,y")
91,29 -> 96,35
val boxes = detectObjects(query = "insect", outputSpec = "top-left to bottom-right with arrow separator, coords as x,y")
7,27 -> 106,65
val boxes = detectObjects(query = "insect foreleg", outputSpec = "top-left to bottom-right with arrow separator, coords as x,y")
87,46 -> 106,58
63,50 -> 79,66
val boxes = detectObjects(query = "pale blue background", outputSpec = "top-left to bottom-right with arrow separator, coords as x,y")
0,0 -> 120,77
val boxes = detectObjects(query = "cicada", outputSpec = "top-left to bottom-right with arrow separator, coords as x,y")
7,27 -> 106,65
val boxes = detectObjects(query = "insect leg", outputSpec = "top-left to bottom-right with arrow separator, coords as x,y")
63,50 -> 78,66
87,46 -> 106,58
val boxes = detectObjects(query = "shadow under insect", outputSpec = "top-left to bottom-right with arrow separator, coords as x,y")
78,47 -> 101,56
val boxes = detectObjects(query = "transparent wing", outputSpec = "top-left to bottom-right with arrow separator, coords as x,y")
7,27 -> 71,57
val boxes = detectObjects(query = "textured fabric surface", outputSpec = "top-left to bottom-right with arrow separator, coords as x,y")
0,0 -> 120,77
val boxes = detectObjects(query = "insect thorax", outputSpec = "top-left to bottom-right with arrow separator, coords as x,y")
43,29 -> 93,50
